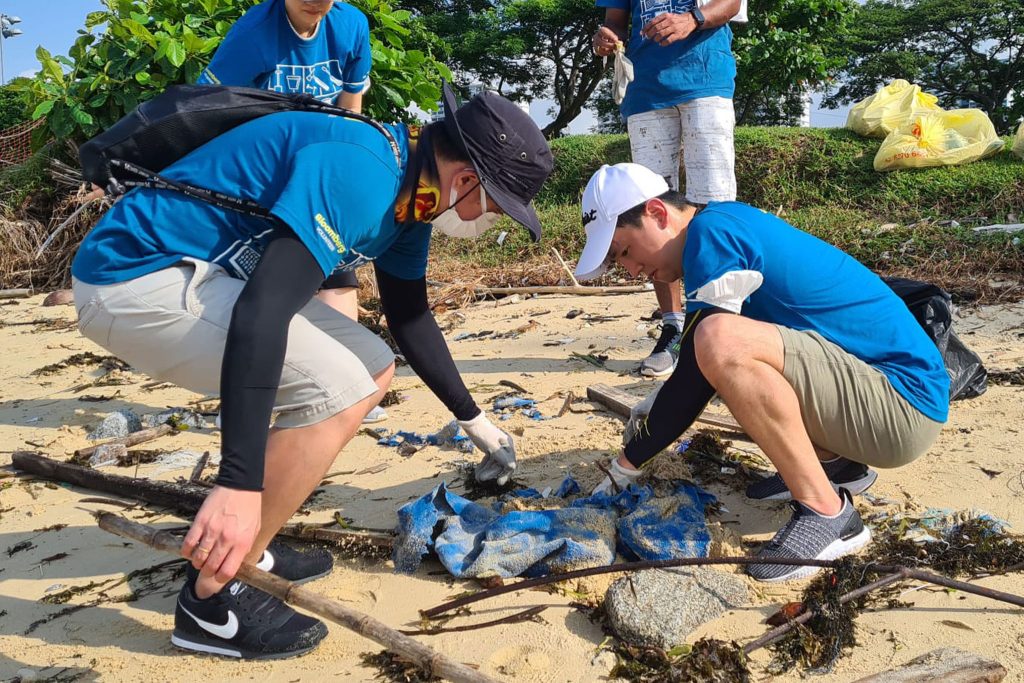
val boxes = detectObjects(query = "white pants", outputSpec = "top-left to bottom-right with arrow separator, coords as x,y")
627,96 -> 736,204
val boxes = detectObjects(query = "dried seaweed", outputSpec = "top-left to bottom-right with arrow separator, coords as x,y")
683,430 -> 767,491
380,390 -> 405,407
988,366 -> 1024,386
32,352 -> 128,376
359,651 -> 441,682
610,638 -> 750,682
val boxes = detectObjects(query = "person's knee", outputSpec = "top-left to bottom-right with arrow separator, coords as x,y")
373,362 -> 395,392
694,315 -> 745,379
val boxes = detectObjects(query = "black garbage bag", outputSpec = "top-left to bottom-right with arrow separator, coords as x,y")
883,277 -> 988,401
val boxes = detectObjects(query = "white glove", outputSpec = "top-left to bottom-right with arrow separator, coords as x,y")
459,412 -> 517,486
623,384 -> 661,445
612,45 -> 634,105
593,457 -> 642,495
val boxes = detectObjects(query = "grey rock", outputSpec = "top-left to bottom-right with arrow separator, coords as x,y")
16,668 -> 43,682
604,568 -> 748,649
87,410 -> 143,440
90,443 -> 127,468
143,408 -> 205,430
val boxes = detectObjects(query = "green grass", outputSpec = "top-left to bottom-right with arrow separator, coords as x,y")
430,128 -> 1024,302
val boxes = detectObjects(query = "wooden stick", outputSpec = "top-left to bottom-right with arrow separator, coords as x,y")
550,247 -> 580,288
852,647 -> 1006,682
474,284 -> 652,297
96,514 -> 495,683
587,383 -> 744,433
74,423 -> 177,459
0,288 -> 32,299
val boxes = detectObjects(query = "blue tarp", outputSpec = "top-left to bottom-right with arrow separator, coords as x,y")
393,478 -> 717,578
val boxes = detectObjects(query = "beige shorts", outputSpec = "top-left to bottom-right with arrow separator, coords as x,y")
627,96 -> 737,203
778,326 -> 943,468
71,259 -> 394,429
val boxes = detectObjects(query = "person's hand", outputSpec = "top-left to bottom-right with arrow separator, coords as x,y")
459,412 -> 516,485
82,183 -> 106,203
593,26 -> 623,57
593,454 -> 642,495
641,12 -> 698,46
181,486 -> 262,583
623,384 -> 662,445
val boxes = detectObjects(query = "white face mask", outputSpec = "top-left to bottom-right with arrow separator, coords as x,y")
433,180 -> 501,239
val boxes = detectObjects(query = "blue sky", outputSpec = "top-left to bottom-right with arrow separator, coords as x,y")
0,0 -> 847,131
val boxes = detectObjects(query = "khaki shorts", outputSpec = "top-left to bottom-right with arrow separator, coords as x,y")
778,326 -> 943,468
71,259 -> 394,429
627,96 -> 737,203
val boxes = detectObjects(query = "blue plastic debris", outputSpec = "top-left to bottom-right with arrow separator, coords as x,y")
394,479 -> 717,578
494,397 -> 535,410
375,422 -> 473,453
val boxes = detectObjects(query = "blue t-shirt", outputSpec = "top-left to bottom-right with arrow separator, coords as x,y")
71,112 -> 432,285
683,203 -> 950,423
197,0 -> 371,103
596,0 -> 736,118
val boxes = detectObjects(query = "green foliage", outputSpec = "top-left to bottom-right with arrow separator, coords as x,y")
822,0 -> 1024,133
17,0 -> 451,143
0,81 -> 33,130
732,0 -> 857,125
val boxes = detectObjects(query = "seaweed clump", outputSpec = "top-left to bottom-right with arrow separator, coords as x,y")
611,638 -> 749,682
359,651 -> 440,682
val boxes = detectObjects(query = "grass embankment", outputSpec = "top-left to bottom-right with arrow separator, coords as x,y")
432,128 -> 1024,304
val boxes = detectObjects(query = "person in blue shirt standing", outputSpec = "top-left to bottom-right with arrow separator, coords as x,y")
575,163 -> 949,582
593,0 -> 740,379
199,0 -> 377,403
70,85 -> 553,658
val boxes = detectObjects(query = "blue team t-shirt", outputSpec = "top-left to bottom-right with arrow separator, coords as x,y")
596,0 -> 736,118
71,112 -> 432,285
198,0 -> 371,103
683,203 -> 950,423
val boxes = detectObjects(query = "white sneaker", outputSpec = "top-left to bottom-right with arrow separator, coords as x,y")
362,405 -> 388,424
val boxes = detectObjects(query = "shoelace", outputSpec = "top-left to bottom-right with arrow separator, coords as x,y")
650,323 -> 681,355
762,502 -> 805,554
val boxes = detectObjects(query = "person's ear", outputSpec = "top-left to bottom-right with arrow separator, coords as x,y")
646,198 -> 670,229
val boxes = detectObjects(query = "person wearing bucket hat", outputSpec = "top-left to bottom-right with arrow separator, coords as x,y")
575,163 -> 949,583
69,82 -> 552,659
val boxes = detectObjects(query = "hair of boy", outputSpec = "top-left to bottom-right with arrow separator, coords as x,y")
615,190 -> 692,228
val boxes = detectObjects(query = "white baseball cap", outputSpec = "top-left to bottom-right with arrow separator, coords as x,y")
574,163 -> 669,281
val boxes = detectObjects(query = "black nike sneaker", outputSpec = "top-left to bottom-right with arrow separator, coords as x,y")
259,539 -> 334,584
172,567 -> 328,659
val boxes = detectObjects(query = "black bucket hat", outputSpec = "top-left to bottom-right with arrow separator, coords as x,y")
441,81 -> 553,241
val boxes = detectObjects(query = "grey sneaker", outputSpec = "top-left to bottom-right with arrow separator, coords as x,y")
362,405 -> 388,424
746,457 -> 878,501
748,488 -> 871,582
640,323 -> 682,377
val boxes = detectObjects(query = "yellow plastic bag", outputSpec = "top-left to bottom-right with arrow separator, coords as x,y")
874,109 -> 1005,172
1013,120 -> 1024,160
847,79 -> 942,138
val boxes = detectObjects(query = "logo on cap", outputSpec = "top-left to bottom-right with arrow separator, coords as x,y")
582,209 -> 597,227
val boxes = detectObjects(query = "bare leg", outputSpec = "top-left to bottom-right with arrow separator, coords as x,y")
317,287 -> 359,321
653,279 -> 682,315
195,362 -> 395,598
693,315 -> 842,516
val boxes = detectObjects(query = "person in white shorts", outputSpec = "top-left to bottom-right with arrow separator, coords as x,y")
593,0 -> 740,376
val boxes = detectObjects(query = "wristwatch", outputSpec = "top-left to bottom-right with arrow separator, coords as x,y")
690,6 -> 706,28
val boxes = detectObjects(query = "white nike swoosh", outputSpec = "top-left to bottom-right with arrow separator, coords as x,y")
180,604 -> 240,640
256,550 -> 274,572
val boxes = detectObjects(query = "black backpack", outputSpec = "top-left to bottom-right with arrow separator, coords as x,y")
78,84 -> 402,219
884,276 -> 988,401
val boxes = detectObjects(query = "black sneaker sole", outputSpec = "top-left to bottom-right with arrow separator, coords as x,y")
749,469 -> 878,501
171,629 -> 322,660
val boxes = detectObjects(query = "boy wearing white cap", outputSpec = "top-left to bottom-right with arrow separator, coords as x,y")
576,163 -> 949,581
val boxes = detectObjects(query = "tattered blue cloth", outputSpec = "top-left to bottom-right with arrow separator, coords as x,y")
393,479 -> 717,578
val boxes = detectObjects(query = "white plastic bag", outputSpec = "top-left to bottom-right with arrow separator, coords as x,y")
612,45 -> 634,105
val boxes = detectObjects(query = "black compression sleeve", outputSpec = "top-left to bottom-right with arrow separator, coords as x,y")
216,231 -> 324,490
623,307 -> 728,468
375,267 -> 480,421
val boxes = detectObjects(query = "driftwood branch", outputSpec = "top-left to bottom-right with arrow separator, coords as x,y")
74,423 -> 178,460
550,247 -> 580,288
587,383 -> 744,433
0,288 -> 32,299
420,556 -> 1024,619
399,606 -> 548,636
852,647 -> 1006,682
96,513 -> 496,683
475,284 -> 652,297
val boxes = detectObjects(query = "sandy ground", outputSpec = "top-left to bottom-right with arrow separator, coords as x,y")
1,289 -> 1022,682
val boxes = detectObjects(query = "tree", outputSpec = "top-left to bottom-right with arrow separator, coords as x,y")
405,0 -> 606,138
18,0 -> 450,143
822,0 -> 1024,133
732,0 -> 856,125
0,80 -> 32,130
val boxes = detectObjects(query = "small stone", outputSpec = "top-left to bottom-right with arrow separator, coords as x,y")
17,668 -> 43,682
878,223 -> 899,232
143,409 -> 205,430
89,443 -> 127,468
41,289 -> 74,307
87,410 -> 143,440
590,650 -> 617,672
604,568 -> 748,649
